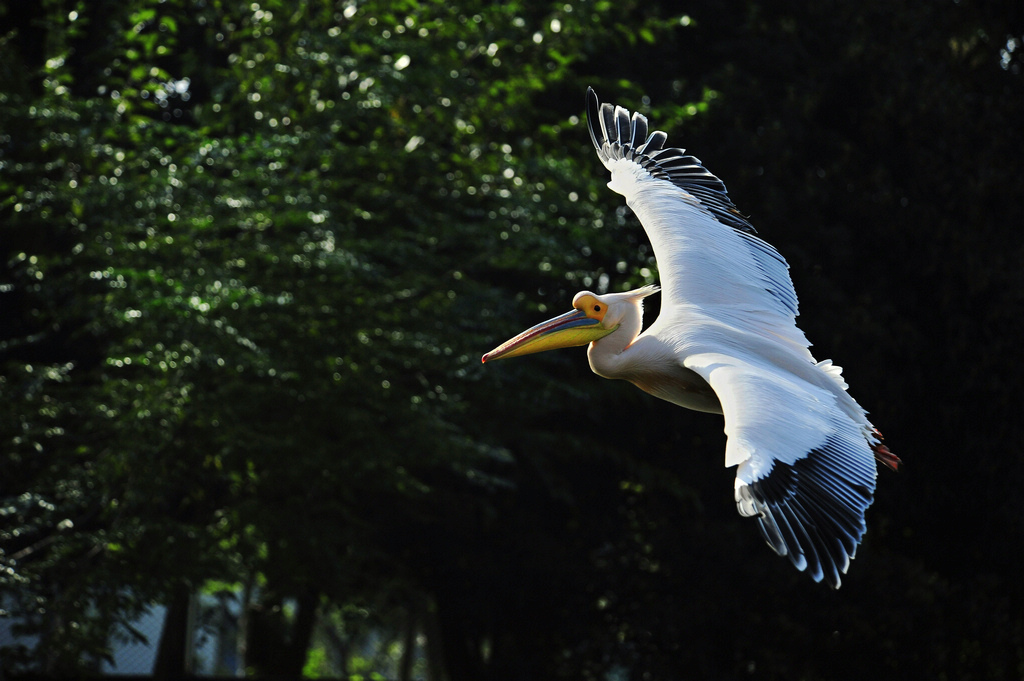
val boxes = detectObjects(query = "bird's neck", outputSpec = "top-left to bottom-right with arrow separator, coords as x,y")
586,323 -> 640,380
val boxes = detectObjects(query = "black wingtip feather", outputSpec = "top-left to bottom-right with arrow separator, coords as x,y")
639,130 -> 667,154
614,105 -> 631,147
629,113 -> 647,156
585,87 -> 756,234
586,87 -> 603,152
742,433 -> 877,589
600,103 -> 617,151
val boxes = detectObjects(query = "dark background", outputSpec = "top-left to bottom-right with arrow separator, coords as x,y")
2,0 -> 1022,677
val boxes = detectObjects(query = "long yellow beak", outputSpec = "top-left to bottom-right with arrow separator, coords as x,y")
481,308 -> 617,363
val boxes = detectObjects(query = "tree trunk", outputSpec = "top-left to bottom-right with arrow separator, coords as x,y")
422,600 -> 448,681
398,606 -> 417,681
153,582 -> 192,680
244,588 -> 320,677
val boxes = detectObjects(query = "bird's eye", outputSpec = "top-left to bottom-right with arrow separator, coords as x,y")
594,305 -> 602,312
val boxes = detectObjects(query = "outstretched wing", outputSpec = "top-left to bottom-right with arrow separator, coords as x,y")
684,350 -> 880,589
585,87 -> 803,350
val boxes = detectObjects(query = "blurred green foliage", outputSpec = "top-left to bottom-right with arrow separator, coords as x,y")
2,0 -> 1022,678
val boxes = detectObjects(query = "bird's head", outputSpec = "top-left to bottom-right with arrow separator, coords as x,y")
481,286 -> 659,363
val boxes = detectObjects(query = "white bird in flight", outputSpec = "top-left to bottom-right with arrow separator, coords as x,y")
482,88 -> 899,588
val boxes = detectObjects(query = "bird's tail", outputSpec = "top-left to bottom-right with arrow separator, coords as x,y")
870,429 -> 901,471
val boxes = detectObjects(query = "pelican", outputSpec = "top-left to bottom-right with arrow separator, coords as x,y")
482,88 -> 899,588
